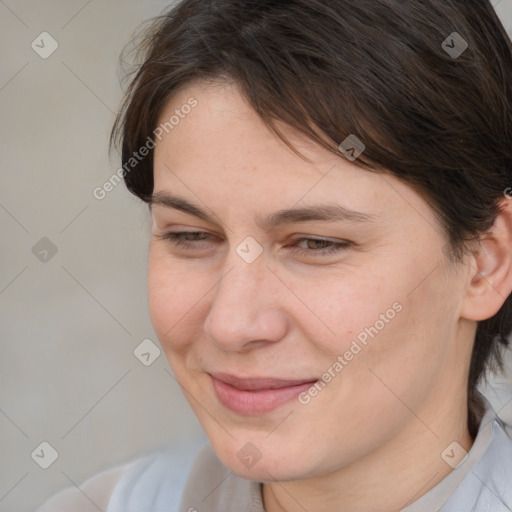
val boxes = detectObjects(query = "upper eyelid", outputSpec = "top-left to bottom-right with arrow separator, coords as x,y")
157,229 -> 341,239
157,230 -> 350,246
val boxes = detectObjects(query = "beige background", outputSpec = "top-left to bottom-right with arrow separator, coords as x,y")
1,1 -> 512,510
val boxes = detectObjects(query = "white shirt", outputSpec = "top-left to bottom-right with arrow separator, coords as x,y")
37,392 -> 512,512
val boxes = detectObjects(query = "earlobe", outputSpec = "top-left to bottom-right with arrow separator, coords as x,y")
460,198 -> 512,322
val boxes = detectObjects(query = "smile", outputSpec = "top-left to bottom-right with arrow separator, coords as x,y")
210,373 -> 318,415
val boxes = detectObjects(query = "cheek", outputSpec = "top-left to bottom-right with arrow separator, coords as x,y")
307,260 -> 455,390
147,249 -> 207,352
343,269 -> 459,409
298,269 -> 402,354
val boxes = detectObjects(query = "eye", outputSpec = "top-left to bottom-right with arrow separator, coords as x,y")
155,231 -> 351,257
155,231 -> 213,249
290,237 -> 352,257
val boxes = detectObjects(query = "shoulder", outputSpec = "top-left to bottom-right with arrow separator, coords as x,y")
36,441 -> 206,512
442,417 -> 512,512
473,419 -> 512,508
35,462 -> 133,512
106,440 -> 207,512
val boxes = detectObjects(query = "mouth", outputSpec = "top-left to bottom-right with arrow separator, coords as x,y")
209,372 -> 318,415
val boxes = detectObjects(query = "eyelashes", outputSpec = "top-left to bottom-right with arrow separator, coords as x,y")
155,231 -> 352,258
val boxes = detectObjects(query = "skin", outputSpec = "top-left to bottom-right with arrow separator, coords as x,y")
147,79 -> 512,512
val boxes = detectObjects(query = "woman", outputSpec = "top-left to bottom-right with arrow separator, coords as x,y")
38,0 -> 512,510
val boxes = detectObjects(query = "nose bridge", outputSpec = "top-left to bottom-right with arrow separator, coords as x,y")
203,249 -> 287,349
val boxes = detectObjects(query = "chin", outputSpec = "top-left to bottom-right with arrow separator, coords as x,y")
208,435 -> 322,482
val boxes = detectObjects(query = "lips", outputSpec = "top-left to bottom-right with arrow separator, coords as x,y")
210,372 -> 318,415
211,372 -> 316,390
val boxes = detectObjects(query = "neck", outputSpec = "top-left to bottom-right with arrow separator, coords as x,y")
262,392 -> 473,512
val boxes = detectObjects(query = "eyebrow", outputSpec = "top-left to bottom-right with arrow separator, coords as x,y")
149,191 -> 377,229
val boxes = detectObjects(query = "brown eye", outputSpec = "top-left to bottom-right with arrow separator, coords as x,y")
156,231 -> 213,249
290,238 -> 351,257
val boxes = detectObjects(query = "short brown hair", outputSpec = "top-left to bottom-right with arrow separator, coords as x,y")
111,0 -> 512,438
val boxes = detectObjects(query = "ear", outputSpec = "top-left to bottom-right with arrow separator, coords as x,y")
460,196 -> 512,321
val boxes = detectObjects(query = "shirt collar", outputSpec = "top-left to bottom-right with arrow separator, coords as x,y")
402,391 -> 511,512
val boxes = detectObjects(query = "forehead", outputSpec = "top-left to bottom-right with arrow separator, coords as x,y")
152,80 -> 438,234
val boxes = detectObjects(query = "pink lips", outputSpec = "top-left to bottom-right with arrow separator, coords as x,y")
210,372 -> 317,415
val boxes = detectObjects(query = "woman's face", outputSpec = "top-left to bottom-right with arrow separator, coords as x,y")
148,80 -> 473,481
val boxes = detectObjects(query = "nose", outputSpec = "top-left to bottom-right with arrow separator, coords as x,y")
203,252 -> 289,352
